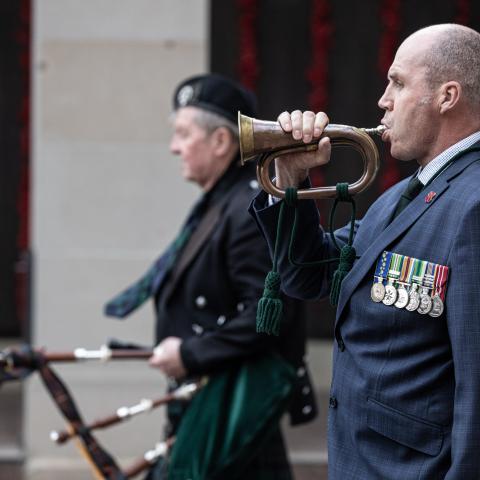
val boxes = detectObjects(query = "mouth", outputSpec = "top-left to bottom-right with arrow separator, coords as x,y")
380,121 -> 390,142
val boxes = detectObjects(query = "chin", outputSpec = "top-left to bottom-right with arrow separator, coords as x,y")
390,148 -> 416,163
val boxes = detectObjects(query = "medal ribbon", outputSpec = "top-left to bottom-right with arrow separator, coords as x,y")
433,264 -> 449,301
374,251 -> 393,284
411,258 -> 426,287
398,255 -> 412,286
423,261 -> 435,290
388,253 -> 403,283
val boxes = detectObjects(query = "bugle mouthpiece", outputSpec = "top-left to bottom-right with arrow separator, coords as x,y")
362,125 -> 387,136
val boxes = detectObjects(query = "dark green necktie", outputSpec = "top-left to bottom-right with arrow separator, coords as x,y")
391,175 -> 424,220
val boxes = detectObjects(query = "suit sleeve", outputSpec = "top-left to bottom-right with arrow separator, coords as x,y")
179,196 -> 276,375
444,198 -> 480,478
249,189 -> 354,301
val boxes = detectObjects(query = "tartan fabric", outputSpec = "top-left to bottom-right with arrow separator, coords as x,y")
104,195 -> 210,318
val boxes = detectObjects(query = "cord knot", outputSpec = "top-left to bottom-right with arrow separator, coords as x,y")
336,182 -> 351,202
285,187 -> 298,207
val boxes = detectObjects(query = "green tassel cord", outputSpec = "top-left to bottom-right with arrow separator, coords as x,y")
256,188 -> 298,335
257,183 -> 358,336
329,244 -> 356,306
257,183 -> 358,334
256,271 -> 283,336
328,183 -> 357,306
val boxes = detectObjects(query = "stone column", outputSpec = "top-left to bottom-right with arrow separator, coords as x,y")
28,0 -> 207,475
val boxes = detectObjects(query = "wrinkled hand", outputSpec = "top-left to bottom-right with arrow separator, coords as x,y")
275,110 -> 331,189
149,337 -> 187,379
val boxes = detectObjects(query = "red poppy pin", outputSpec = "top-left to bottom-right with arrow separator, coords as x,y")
425,191 -> 436,203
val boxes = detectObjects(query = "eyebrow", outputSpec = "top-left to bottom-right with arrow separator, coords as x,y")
387,69 -> 402,81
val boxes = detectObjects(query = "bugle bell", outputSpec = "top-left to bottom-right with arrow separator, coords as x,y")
238,112 -> 386,200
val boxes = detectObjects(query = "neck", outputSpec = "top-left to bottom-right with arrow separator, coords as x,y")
419,116 -> 480,167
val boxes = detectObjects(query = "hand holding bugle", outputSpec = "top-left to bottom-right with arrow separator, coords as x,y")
238,113 -> 386,199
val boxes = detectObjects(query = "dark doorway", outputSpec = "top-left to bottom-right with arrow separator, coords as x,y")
210,0 -> 480,338
0,0 -> 31,339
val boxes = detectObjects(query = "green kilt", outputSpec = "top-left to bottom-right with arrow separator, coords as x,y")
145,353 -> 295,480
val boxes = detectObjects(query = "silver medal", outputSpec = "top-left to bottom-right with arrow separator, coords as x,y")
382,283 -> 398,306
394,285 -> 409,309
371,281 -> 386,302
428,295 -> 444,317
406,285 -> 420,311
417,289 -> 433,315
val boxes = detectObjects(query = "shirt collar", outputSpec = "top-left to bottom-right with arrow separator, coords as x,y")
417,131 -> 480,185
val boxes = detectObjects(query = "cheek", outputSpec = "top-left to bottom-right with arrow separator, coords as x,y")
183,141 -> 209,171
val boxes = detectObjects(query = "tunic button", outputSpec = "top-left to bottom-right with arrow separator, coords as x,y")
195,296 -> 207,308
302,386 -> 311,395
192,324 -> 204,335
236,302 -> 245,312
249,179 -> 259,190
297,367 -> 306,377
302,405 -> 312,415
217,315 -> 226,326
329,396 -> 338,409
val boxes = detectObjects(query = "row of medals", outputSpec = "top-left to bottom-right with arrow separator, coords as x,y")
370,278 -> 444,317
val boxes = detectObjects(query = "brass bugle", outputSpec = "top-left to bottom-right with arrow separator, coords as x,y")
238,113 -> 386,200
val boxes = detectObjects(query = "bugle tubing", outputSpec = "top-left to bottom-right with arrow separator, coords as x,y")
238,113 -> 386,200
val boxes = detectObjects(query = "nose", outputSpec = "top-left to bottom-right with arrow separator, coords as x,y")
378,86 -> 393,111
169,135 -> 180,155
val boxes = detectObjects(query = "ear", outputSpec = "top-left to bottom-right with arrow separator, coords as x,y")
210,127 -> 234,156
438,81 -> 461,114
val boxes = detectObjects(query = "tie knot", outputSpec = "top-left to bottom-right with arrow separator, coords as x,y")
390,175 -> 424,222
404,176 -> 423,199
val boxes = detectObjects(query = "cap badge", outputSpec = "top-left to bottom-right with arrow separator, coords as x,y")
177,85 -> 194,106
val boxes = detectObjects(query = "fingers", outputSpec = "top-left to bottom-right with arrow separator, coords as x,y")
314,112 -> 329,138
148,338 -> 186,379
317,136 -> 331,163
278,111 -> 329,142
277,111 -> 292,132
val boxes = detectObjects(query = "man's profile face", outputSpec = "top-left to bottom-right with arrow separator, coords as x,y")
378,32 -> 441,166
169,107 -> 218,188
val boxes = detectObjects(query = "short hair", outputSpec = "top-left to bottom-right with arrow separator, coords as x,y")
423,24 -> 480,105
191,107 -> 239,141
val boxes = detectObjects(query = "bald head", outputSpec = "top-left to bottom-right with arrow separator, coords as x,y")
406,24 -> 480,107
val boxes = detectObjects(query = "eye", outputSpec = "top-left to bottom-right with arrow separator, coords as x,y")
176,129 -> 189,139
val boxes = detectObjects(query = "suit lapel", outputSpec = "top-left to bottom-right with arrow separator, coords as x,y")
336,147 -> 480,321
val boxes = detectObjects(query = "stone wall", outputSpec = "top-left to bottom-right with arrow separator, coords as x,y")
27,0 -> 207,474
